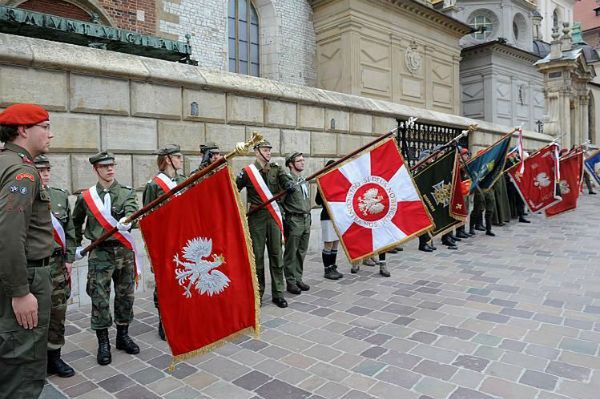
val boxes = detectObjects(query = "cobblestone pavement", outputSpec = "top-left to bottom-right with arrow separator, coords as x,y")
41,194 -> 600,399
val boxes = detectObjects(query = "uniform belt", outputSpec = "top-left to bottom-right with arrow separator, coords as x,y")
28,257 -> 50,267
97,240 -> 123,248
249,204 -> 266,211
51,247 -> 64,257
287,212 -> 309,217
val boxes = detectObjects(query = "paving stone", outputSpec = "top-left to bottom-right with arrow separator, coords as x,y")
232,370 -> 271,390
448,387 -> 497,399
413,359 -> 458,380
255,379 -> 311,399
341,390 -> 377,399
518,369 -> 558,390
524,344 -> 559,360
499,339 -> 527,352
452,355 -> 490,372
485,362 -> 525,381
392,317 -> 416,326
533,313 -> 564,325
434,325 -> 476,340
360,346 -> 388,359
374,365 -> 421,388
450,368 -> 486,389
471,334 -> 502,346
559,337 -> 598,355
352,359 -> 387,377
381,304 -> 419,316
545,361 -> 591,381
115,384 -> 161,399
480,376 -> 538,399
413,376 -> 456,399
409,331 -> 439,344
169,363 -> 197,379
500,308 -> 534,319
130,367 -> 166,385
477,312 -> 510,323
490,299 -> 517,307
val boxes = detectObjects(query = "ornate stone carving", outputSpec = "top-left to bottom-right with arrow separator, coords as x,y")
405,43 -> 422,74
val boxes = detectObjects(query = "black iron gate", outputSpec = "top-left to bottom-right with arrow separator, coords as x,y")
397,119 -> 468,167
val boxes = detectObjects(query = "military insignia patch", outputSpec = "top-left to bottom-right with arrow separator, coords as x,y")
16,172 -> 35,182
20,187 -> 28,195
9,185 -> 18,193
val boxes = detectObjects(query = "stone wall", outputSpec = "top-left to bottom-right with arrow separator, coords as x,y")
0,33 -> 553,306
157,0 -> 317,86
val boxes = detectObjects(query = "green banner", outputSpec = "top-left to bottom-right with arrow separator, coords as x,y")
412,150 -> 463,237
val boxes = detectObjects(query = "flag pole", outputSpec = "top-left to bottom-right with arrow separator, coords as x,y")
81,133 -> 264,255
246,125 -> 403,216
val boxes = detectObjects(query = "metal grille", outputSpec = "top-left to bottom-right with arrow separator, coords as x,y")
397,119 -> 468,167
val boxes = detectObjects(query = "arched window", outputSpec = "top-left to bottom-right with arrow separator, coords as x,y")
553,9 -> 560,28
228,0 -> 260,77
468,11 -> 496,40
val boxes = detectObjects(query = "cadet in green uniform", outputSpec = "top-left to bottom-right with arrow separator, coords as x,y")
236,140 -> 294,308
282,152 -> 311,295
34,155 -> 76,378
143,144 -> 186,340
196,142 -> 224,172
72,152 -> 140,365
0,103 -> 54,399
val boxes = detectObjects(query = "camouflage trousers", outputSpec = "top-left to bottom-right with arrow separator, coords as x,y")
0,265 -> 51,399
86,246 -> 135,330
48,252 -> 71,350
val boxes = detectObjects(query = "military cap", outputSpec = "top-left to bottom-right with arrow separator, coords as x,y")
153,144 -> 181,156
285,151 -> 303,165
200,142 -> 219,152
89,151 -> 115,165
33,154 -> 51,169
0,103 -> 49,126
253,140 -> 272,150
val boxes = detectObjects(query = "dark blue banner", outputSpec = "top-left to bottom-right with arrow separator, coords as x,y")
467,134 -> 512,192
585,150 -> 600,185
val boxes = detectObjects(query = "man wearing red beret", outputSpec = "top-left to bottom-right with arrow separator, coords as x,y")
0,103 -> 55,398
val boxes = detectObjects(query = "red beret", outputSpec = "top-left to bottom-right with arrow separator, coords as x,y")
0,103 -> 49,126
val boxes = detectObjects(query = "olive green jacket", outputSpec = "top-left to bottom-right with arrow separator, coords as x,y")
142,173 -> 187,206
47,186 -> 77,263
0,143 -> 53,297
236,160 -> 292,207
72,180 -> 139,245
282,173 -> 311,215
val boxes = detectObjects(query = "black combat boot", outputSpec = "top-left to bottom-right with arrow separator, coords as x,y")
96,328 -> 112,365
324,265 -> 343,280
158,320 -> 166,341
116,325 -> 140,355
47,348 -> 75,377
485,213 -> 495,237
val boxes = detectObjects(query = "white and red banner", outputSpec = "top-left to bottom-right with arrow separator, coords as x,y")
507,143 -> 561,213
51,213 -> 66,250
139,166 -> 259,361
83,186 -> 143,281
243,164 -> 284,236
317,138 -> 433,262
153,173 -> 177,193
545,150 -> 584,218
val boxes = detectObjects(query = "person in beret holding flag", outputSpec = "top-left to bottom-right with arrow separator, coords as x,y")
34,155 -> 77,378
72,152 -> 141,365
0,103 -> 55,398
143,144 -> 186,340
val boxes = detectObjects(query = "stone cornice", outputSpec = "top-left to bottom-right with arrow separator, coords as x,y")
310,0 -> 472,37
462,41 -> 541,64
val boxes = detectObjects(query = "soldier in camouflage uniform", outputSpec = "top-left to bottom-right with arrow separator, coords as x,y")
34,155 -> 76,378
72,152 -> 140,365
143,144 -> 186,340
282,152 -> 311,295
0,103 -> 54,399
236,140 -> 294,308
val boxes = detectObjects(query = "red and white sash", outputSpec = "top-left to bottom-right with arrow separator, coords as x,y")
153,173 -> 176,193
244,164 -> 284,235
82,186 -> 143,281
51,213 -> 66,251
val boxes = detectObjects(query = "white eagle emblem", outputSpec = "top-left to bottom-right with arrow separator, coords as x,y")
358,188 -> 385,216
559,179 -> 570,194
534,172 -> 551,188
173,237 -> 229,298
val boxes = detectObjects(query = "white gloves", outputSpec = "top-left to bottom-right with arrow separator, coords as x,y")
75,247 -> 84,261
117,217 -> 132,232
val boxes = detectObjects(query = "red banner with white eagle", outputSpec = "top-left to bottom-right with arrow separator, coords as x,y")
506,143 -> 561,213
139,166 -> 259,361
317,138 -> 433,262
545,150 -> 584,218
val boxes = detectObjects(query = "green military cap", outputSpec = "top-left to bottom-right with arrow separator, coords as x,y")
33,154 -> 51,169
89,151 -> 115,165
285,151 -> 303,165
200,142 -> 219,153
253,140 -> 272,150
153,144 -> 181,156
